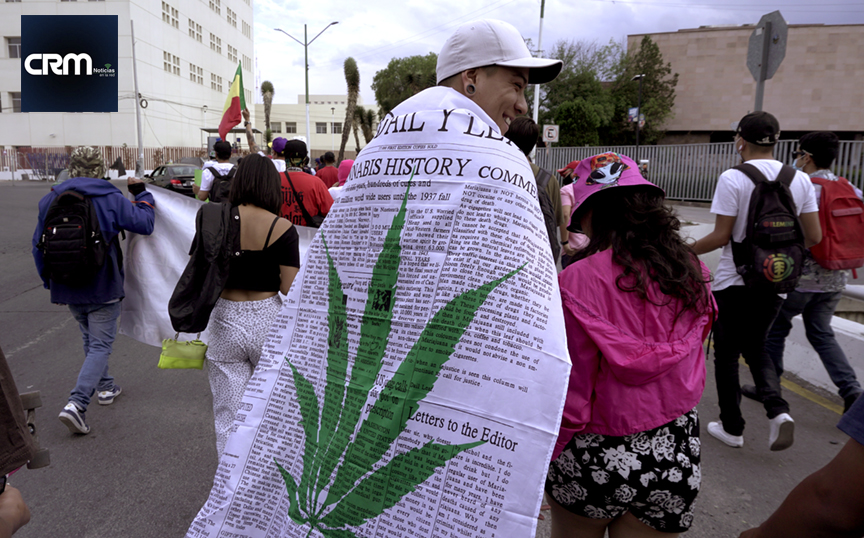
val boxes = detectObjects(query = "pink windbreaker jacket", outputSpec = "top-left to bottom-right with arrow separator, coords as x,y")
553,249 -> 715,461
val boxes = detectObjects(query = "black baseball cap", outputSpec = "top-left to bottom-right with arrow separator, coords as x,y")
283,140 -> 308,160
736,111 -> 780,146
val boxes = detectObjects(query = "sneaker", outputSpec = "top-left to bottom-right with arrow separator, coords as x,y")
768,413 -> 794,451
707,421 -> 743,448
59,403 -> 90,435
97,385 -> 122,406
843,392 -> 861,414
741,384 -> 763,403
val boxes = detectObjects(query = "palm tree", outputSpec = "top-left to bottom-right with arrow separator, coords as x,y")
354,106 -> 377,144
338,58 -> 359,163
260,80 -> 274,154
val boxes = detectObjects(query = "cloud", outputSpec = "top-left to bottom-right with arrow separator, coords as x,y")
251,0 -> 864,108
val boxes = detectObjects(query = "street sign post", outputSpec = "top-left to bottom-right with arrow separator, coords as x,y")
542,124 -> 559,143
747,10 -> 787,111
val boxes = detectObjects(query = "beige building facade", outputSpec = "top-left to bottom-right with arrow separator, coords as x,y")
629,23 -> 864,142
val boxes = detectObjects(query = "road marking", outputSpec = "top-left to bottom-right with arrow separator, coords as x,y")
5,316 -> 75,359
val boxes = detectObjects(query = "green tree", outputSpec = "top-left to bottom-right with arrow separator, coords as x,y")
371,52 -> 437,118
354,105 -> 376,145
602,35 -> 678,145
338,58 -> 360,163
261,80 -> 274,154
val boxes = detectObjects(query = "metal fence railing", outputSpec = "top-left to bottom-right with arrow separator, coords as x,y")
536,140 -> 864,202
0,146 -> 209,179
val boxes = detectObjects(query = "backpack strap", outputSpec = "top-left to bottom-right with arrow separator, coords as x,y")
284,172 -> 318,227
732,163 -> 769,185
263,216 -> 279,248
775,164 -> 796,189
209,168 -> 225,180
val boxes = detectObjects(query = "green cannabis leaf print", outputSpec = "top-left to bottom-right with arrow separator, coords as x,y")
275,179 -> 522,538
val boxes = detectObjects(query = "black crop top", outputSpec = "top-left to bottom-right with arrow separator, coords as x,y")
225,218 -> 300,292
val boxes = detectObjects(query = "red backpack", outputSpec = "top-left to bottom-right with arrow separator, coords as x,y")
809,176 -> 864,271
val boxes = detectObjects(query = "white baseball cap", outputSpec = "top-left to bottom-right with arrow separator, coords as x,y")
436,19 -> 562,85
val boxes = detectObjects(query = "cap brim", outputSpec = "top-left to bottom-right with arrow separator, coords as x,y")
496,57 -> 562,84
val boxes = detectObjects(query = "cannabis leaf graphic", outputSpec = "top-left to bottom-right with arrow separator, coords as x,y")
275,177 -> 522,537
105,64 -> 111,69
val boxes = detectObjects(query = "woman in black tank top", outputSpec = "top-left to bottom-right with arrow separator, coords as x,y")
205,154 -> 300,458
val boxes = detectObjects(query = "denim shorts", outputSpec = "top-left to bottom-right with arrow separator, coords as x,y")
545,408 -> 701,532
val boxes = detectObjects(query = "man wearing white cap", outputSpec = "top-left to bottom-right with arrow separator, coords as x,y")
435,19 -> 561,134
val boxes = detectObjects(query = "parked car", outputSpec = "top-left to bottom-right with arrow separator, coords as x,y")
145,164 -> 200,197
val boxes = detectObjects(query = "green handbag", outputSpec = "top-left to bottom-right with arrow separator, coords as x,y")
158,333 -> 207,370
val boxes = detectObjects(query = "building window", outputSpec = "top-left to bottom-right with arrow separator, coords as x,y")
162,2 -> 179,29
226,8 -> 237,28
316,122 -> 327,134
243,0 -> 249,5
245,89 -> 251,104
5,0 -> 23,3
6,37 -> 21,59
285,122 -> 297,134
210,33 -> 221,54
242,20 -> 251,39
332,123 -> 342,135
271,122 -> 281,133
242,54 -> 251,72
188,19 -> 202,42
10,92 -> 21,113
189,63 -> 203,84
163,51 -> 180,75
209,0 -> 220,15
211,73 -> 222,93
227,44 -> 237,63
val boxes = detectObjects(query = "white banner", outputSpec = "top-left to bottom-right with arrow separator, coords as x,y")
119,187 -> 316,347
187,88 -> 571,538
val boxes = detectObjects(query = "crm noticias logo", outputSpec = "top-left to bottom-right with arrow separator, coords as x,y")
22,15 -> 118,112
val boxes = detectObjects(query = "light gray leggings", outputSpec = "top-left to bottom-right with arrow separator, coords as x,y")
206,295 -> 281,459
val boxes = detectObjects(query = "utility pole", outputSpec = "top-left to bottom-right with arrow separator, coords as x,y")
632,74 -> 645,163
131,20 -> 145,177
531,0 -> 545,128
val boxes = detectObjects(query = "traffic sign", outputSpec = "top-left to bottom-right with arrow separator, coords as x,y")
542,124 -> 559,143
747,11 -> 787,82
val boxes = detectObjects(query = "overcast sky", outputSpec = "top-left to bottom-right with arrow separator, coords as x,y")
251,0 -> 864,108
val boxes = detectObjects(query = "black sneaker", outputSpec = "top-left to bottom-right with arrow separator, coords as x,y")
59,403 -> 90,434
741,384 -> 763,403
844,392 -> 862,414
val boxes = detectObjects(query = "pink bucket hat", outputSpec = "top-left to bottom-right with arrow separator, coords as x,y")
337,159 -> 354,186
567,152 -> 664,232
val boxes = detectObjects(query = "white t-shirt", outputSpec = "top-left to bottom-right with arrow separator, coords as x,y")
257,152 -> 288,173
200,162 -> 236,193
710,159 -> 818,291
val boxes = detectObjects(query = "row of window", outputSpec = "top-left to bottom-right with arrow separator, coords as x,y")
163,0 -> 250,41
269,122 -> 343,135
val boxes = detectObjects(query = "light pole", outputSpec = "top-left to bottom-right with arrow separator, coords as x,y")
632,74 -> 645,163
331,106 -> 335,151
275,22 -> 338,153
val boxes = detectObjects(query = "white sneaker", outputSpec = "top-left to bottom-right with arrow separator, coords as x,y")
768,413 -> 794,451
707,421 -> 743,448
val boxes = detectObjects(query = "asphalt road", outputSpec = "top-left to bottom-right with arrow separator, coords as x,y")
1,180 -> 851,538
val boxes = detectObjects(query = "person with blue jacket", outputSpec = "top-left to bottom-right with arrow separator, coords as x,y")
32,147 -> 155,435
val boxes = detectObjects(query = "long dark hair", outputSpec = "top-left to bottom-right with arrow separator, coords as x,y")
574,187 -> 710,314
229,153 -> 282,214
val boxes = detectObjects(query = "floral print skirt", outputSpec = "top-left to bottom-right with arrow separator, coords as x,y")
545,408 -> 701,533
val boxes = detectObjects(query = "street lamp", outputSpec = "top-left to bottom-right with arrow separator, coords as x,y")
631,74 -> 645,163
275,21 -> 339,154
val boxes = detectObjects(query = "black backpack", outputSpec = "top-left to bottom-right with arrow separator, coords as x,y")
731,163 -> 806,293
38,190 -> 112,286
208,166 -> 236,203
534,167 -> 561,263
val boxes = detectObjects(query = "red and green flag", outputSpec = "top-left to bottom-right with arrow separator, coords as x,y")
218,63 -> 246,141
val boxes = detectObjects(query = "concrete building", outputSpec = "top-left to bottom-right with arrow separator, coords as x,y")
629,23 -> 864,143
0,0 -> 254,149
250,94 -> 374,160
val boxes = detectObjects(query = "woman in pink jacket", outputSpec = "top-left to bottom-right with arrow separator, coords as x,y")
547,153 -> 715,538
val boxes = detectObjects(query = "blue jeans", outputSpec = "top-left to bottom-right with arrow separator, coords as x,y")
68,302 -> 121,410
765,291 -> 863,400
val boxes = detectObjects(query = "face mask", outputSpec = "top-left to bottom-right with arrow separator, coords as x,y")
792,159 -> 803,172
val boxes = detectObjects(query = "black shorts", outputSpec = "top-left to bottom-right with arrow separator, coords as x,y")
545,408 -> 701,533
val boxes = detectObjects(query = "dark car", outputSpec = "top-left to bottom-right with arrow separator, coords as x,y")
146,164 -> 200,197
